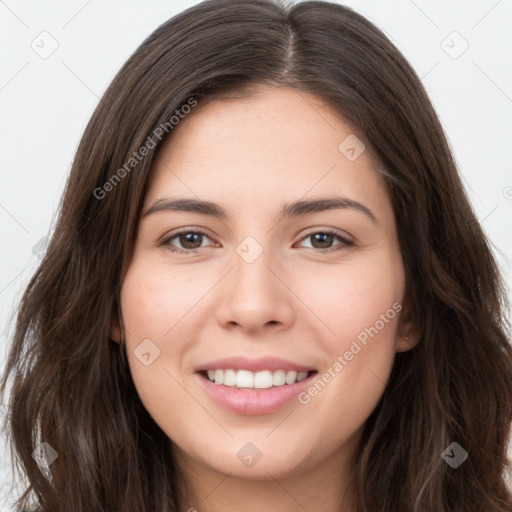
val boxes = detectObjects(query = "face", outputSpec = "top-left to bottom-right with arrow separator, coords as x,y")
112,85 -> 417,484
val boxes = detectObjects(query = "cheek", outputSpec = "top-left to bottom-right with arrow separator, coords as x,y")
294,251 -> 402,412
120,261 -> 207,341
119,264 -> 197,426
297,250 -> 403,346
294,311 -> 399,466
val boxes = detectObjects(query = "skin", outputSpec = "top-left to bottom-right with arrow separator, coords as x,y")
111,85 -> 419,512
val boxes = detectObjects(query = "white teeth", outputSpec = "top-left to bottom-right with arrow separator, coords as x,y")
236,370 -> 253,388
223,369 -> 237,387
285,371 -> 297,385
253,370 -> 273,389
272,369 -> 286,386
214,369 -> 224,385
204,368 -> 312,388
296,371 -> 308,382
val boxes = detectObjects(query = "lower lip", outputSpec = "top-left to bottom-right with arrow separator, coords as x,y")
195,372 -> 317,416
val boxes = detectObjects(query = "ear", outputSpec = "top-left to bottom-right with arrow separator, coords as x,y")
395,300 -> 422,353
110,310 -> 122,344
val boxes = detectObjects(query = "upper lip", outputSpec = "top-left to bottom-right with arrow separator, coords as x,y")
195,356 -> 316,373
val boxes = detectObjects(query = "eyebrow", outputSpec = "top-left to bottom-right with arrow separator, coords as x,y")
143,196 -> 378,224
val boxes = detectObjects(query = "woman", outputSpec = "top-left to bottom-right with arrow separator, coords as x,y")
2,1 -> 511,511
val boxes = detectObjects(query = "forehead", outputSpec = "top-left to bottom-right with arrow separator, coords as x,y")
145,86 -> 392,223
157,86 -> 362,167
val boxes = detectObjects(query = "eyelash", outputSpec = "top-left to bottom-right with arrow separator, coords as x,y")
158,229 -> 355,254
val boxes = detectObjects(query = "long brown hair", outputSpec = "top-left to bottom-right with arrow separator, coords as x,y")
2,1 -> 511,510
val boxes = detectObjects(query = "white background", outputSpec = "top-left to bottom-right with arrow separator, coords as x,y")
1,0 -> 511,509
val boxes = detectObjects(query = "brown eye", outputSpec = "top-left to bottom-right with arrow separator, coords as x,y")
297,230 -> 354,252
177,232 -> 204,249
161,230 -> 214,253
310,233 -> 334,249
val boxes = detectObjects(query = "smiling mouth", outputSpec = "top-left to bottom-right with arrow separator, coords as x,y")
198,369 -> 318,390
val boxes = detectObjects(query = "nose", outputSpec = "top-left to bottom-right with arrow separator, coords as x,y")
214,247 -> 295,334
